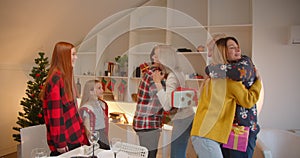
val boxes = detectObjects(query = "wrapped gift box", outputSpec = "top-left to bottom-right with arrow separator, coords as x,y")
139,62 -> 149,74
223,125 -> 250,152
171,87 -> 197,108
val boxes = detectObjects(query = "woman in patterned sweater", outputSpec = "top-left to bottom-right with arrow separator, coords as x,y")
190,37 -> 262,158
206,36 -> 261,158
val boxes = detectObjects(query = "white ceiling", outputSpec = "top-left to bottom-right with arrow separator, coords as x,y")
0,0 -> 149,66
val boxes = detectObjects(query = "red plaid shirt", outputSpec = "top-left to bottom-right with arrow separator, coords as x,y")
43,71 -> 88,151
133,67 -> 165,130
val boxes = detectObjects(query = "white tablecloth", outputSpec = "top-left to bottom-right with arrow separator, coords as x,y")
58,145 -> 102,157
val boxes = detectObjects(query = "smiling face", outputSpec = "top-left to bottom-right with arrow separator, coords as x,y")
226,39 -> 241,61
71,47 -> 77,67
93,82 -> 104,98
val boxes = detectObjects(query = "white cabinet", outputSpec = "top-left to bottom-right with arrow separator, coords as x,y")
74,0 -> 253,102
208,0 -> 252,57
166,0 -> 252,56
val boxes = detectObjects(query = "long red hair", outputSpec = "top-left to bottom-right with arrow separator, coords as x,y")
41,41 -> 75,101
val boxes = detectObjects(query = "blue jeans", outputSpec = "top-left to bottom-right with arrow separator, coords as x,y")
170,116 -> 193,158
221,131 -> 258,158
191,136 -> 223,158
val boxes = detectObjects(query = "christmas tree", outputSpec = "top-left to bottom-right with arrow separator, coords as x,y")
12,52 -> 49,142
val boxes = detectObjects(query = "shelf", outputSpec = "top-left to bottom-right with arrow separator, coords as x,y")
77,52 -> 96,55
207,24 -> 252,28
168,25 -> 207,30
130,77 -> 204,82
186,78 -> 205,82
167,0 -> 208,27
173,24 -> 253,29
131,77 -> 142,80
74,75 -> 97,78
177,52 -> 207,55
109,76 -> 128,79
208,0 -> 252,26
98,76 -> 128,79
74,0 -> 252,102
75,75 -> 128,79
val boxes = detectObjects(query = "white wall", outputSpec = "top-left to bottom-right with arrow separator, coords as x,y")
0,65 -> 30,155
253,0 -> 300,129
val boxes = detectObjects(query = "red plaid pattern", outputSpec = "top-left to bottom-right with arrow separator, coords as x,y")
43,71 -> 88,151
133,67 -> 164,130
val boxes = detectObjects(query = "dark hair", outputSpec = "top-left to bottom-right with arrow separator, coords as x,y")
223,37 -> 240,62
225,37 -> 239,47
215,38 -> 227,47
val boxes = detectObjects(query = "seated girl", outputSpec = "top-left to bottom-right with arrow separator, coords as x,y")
79,79 -> 110,150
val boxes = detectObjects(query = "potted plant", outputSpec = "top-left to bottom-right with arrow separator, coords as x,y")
114,54 -> 128,77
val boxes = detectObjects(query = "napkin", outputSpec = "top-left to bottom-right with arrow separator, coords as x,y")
117,151 -> 129,158
97,150 -> 114,158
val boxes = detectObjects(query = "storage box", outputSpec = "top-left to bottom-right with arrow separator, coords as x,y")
223,125 -> 250,152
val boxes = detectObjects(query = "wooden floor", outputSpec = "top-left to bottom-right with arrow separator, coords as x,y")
0,152 -> 17,158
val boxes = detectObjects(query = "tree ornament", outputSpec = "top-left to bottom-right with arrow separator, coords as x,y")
38,113 -> 43,118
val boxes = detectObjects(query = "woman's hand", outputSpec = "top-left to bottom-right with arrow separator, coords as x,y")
152,70 -> 164,90
152,70 -> 164,83
57,146 -> 69,153
255,67 -> 261,80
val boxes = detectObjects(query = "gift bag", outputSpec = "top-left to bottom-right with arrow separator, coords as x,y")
171,87 -> 197,108
223,125 -> 250,152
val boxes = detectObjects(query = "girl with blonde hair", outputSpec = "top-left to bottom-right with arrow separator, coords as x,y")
190,38 -> 262,158
206,36 -> 262,158
79,79 -> 110,150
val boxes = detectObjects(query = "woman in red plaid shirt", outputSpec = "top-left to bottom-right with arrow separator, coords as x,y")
133,45 -> 169,158
41,42 -> 88,156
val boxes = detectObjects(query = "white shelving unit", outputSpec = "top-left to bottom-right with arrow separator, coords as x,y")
74,0 -> 253,102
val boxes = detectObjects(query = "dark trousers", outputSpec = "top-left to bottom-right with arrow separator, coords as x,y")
50,143 -> 81,156
135,129 -> 161,158
97,128 -> 110,150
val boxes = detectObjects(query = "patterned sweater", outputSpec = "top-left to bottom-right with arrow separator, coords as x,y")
206,55 -> 260,134
133,67 -> 165,130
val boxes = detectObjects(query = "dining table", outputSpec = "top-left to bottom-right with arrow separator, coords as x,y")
57,145 -> 103,158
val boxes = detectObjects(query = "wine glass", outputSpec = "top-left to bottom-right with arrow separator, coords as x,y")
110,138 -> 121,158
31,148 -> 47,158
88,131 -> 100,158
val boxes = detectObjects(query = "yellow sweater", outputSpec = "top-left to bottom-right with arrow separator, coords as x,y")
190,78 -> 261,144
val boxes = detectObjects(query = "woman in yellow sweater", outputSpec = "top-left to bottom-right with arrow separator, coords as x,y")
190,37 -> 262,158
